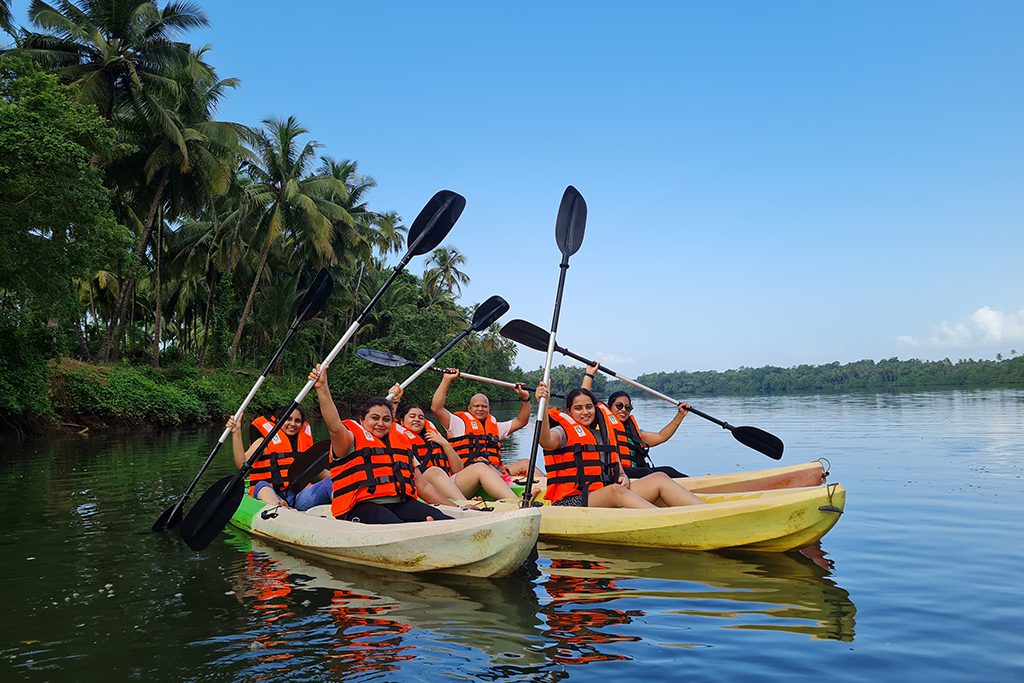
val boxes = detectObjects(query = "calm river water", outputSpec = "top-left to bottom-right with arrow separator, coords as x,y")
2,389 -> 1023,681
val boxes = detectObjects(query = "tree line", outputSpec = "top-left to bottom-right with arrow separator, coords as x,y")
0,1 -> 518,429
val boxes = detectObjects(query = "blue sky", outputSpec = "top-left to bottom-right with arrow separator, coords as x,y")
11,1 -> 1023,373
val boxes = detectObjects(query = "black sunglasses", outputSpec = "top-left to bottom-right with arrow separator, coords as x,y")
613,402 -> 633,411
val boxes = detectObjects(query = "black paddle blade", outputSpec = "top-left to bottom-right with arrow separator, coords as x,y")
151,499 -> 185,532
555,185 -> 587,258
286,440 -> 333,494
470,295 -> 510,331
407,190 -> 466,256
500,319 -> 551,353
179,475 -> 245,551
732,426 -> 785,460
356,348 -> 412,367
297,267 -> 334,322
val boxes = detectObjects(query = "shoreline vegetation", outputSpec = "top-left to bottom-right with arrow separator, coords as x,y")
19,354 -> 1024,436
2,3 -> 1021,435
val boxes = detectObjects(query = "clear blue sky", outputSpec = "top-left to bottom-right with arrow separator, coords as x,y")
12,1 -> 1023,373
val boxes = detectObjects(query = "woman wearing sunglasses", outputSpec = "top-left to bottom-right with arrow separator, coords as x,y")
534,382 -> 704,509
582,364 -> 688,479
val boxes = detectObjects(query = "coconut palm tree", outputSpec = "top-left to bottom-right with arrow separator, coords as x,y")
423,245 -> 470,300
226,116 -> 350,363
19,0 -> 205,119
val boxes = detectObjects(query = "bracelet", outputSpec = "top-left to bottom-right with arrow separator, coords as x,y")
585,373 -> 595,378
520,397 -> 531,403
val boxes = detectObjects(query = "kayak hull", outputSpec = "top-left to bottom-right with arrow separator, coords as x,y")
229,496 -> 541,578
491,484 -> 845,552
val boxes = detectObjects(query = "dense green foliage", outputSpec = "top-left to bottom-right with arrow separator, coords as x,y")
629,356 -> 1024,397
0,2 -> 524,430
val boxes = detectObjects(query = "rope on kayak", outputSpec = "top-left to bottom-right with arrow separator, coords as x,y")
816,457 -> 832,479
260,504 -> 284,520
818,482 -> 843,514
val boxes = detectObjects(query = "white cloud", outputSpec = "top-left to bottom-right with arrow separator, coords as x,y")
898,305 -> 1024,348
595,351 -> 636,365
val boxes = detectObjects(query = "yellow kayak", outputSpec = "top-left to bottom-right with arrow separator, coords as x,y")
490,483 -> 845,552
677,460 -> 828,492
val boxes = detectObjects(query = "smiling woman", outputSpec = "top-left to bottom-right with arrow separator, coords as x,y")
534,384 -> 704,509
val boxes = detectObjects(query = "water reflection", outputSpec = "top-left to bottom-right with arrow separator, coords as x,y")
216,529 -> 550,681
538,540 -> 856,659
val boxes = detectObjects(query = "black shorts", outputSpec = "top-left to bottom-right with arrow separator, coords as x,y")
342,499 -> 453,524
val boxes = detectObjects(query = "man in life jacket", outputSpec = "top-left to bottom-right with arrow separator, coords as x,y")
430,368 -> 541,480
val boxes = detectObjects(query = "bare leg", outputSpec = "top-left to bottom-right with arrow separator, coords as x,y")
256,487 -> 286,507
628,472 -> 705,506
454,463 -> 516,499
421,467 -> 463,500
505,458 -> 544,481
586,483 -> 657,509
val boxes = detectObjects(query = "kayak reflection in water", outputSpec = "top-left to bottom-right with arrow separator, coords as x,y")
226,406 -> 332,510
310,363 -> 454,524
394,403 -> 518,502
535,382 -> 705,508
581,362 -> 688,479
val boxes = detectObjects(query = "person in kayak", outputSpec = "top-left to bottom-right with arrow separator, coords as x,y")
397,403 -> 518,501
431,368 -> 542,481
580,363 -> 688,478
310,363 -> 453,524
226,406 -> 332,510
534,382 -> 705,508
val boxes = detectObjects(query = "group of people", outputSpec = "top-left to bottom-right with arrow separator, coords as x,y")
226,361 -> 705,526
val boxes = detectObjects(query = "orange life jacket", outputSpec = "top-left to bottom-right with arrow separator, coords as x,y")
407,420 -> 451,473
330,420 -> 418,519
248,416 -> 314,497
449,411 -> 505,472
619,414 -> 652,469
543,404 -> 624,504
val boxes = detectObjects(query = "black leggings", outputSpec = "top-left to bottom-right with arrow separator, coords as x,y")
342,499 -> 453,524
624,465 -> 687,479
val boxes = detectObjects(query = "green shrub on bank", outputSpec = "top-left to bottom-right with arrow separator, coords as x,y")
48,361 -> 310,428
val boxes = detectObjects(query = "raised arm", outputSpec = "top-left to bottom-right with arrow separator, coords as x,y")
430,368 -> 459,429
581,361 -> 599,390
508,383 -> 532,432
535,381 -> 561,450
227,415 -> 262,469
641,402 -> 691,447
309,364 -> 352,456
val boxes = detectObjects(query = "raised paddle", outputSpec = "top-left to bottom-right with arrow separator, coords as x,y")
179,190 -> 466,551
499,318 -> 785,460
356,348 -> 566,398
279,439 -> 333,501
383,295 -> 510,401
151,267 -> 333,532
521,186 -> 587,509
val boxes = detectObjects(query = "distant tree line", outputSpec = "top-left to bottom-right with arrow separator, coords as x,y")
628,355 -> 1024,397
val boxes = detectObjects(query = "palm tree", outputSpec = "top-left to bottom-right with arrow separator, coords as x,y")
100,47 -> 244,361
423,245 -> 470,300
1,1 -> 14,37
226,116 -> 350,363
19,0 -> 205,119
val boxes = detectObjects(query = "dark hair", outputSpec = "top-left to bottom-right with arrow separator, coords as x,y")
276,404 -> 306,424
396,403 -> 426,423
563,388 -> 599,425
357,397 -> 394,420
607,391 -> 631,407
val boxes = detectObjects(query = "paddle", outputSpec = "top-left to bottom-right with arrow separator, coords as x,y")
356,348 -> 565,398
151,267 -> 333,532
383,295 -> 510,401
280,439 -> 333,500
521,186 -> 587,509
179,190 -> 466,551
499,319 -> 785,460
